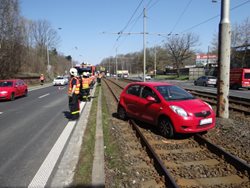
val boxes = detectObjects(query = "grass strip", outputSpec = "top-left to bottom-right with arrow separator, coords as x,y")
102,84 -> 127,186
72,85 -> 99,186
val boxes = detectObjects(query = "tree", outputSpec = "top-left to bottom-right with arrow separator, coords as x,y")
164,33 -> 199,77
30,19 -> 60,60
0,0 -> 24,79
210,17 -> 250,68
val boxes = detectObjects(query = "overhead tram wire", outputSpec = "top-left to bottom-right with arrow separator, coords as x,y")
114,0 -> 160,51
169,0 -> 193,35
181,0 -> 250,33
116,0 -> 145,42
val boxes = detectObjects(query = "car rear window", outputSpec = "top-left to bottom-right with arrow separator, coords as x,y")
56,77 -> 64,79
156,85 -> 195,101
206,76 -> 216,79
0,81 -> 13,87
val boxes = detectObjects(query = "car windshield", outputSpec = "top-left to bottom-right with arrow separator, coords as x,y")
0,81 -> 13,87
155,85 -> 195,101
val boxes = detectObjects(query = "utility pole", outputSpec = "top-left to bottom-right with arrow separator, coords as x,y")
143,7 -> 146,82
154,46 -> 157,78
217,0 -> 231,118
115,47 -> 118,80
47,47 -> 51,73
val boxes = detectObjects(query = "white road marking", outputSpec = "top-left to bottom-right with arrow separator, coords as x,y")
58,86 -> 66,90
28,102 -> 85,188
38,93 -> 50,99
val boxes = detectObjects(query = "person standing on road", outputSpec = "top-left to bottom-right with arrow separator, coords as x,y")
68,68 -> 80,120
40,74 -> 45,85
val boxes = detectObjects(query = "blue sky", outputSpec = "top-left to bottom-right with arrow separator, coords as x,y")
20,0 -> 250,65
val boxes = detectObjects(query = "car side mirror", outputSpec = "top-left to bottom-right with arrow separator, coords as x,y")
146,96 -> 156,102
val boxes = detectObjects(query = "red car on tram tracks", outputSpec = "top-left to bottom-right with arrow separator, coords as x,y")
117,82 -> 216,138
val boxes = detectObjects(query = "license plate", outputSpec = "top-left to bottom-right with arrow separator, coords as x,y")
200,118 -> 212,125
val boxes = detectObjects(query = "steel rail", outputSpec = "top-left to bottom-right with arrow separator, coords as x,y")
129,119 -> 179,188
194,134 -> 250,176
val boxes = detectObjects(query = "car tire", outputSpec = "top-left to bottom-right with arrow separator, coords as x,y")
199,131 -> 208,135
194,81 -> 197,86
24,90 -> 28,97
203,82 -> 207,87
117,105 -> 127,120
158,117 -> 174,138
10,93 -> 15,101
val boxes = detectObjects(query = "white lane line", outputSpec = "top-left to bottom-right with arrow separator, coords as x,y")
28,102 -> 85,188
38,93 -> 50,99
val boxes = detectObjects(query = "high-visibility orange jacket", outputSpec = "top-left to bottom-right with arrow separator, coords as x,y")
82,77 -> 90,89
68,77 -> 80,95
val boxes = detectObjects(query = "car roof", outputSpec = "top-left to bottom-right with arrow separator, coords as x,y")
129,81 -> 173,87
0,79 -> 19,82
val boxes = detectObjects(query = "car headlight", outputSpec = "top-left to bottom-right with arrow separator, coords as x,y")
0,91 -> 8,94
170,105 -> 188,117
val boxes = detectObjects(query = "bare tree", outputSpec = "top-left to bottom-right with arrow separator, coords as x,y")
164,33 -> 199,77
0,0 -> 24,79
211,17 -> 250,68
30,19 -> 60,60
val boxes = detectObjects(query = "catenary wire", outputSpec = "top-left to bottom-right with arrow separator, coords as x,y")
181,0 -> 250,33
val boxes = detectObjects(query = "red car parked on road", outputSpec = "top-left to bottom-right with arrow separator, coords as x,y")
117,82 -> 215,138
0,79 -> 28,101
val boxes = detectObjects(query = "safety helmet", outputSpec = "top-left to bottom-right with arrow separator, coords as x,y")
69,68 -> 78,77
82,72 -> 88,77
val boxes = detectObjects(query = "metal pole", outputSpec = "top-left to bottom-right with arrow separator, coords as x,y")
217,0 -> 231,118
47,47 -> 50,73
143,8 -> 146,82
116,48 -> 118,80
154,46 -> 157,78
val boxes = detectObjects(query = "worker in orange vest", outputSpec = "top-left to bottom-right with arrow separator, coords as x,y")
40,74 -> 45,85
68,68 -> 80,120
80,72 -> 91,101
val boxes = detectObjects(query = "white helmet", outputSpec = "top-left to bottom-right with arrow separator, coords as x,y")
69,68 -> 78,76
82,72 -> 88,77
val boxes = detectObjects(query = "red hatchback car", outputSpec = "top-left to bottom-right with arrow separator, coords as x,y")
0,79 -> 28,101
117,82 -> 215,138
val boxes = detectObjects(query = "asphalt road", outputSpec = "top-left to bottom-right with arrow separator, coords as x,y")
0,85 -> 69,187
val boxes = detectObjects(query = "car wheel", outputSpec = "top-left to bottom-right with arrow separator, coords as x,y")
117,105 -> 127,120
158,117 -> 174,138
24,90 -> 28,97
203,82 -> 207,87
199,131 -> 208,135
10,93 -> 15,101
194,81 -> 197,86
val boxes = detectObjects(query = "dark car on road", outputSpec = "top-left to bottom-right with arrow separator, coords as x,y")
0,79 -> 28,101
194,76 -> 217,87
